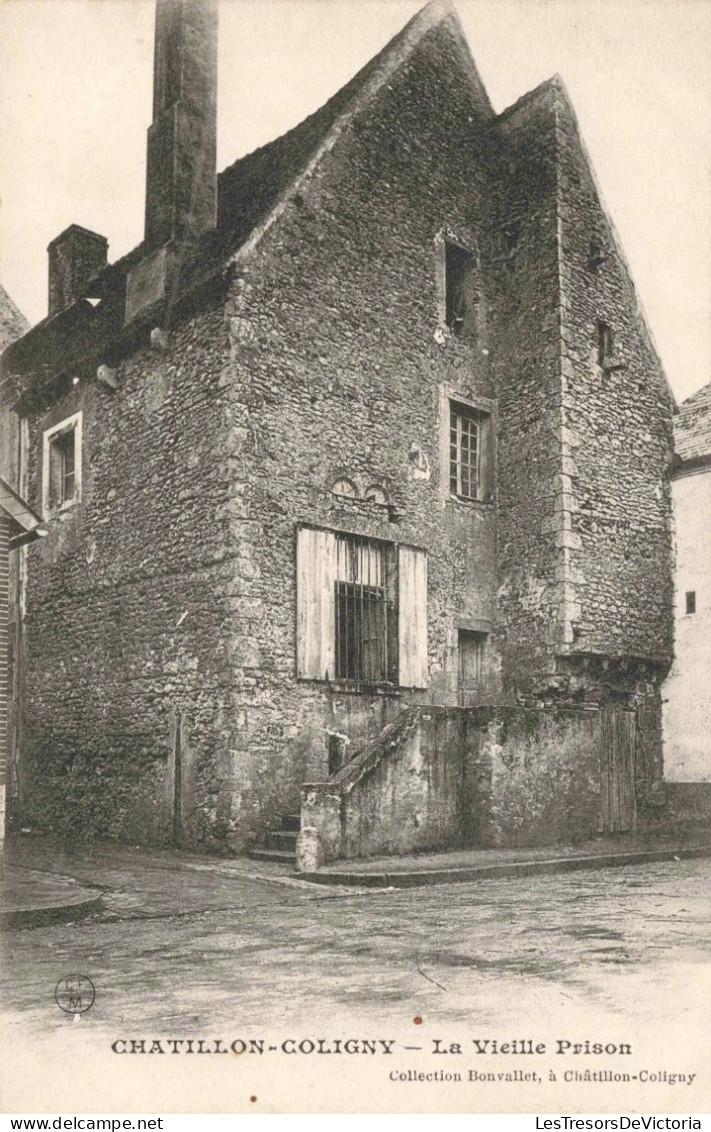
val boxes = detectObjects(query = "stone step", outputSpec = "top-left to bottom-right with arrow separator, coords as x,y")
281,814 -> 301,833
249,848 -> 296,864
266,830 -> 299,852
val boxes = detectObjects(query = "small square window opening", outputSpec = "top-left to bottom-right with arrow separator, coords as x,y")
685,591 -> 696,615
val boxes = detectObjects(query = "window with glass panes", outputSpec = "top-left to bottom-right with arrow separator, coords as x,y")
43,413 -> 82,515
48,428 -> 76,509
450,404 -> 481,500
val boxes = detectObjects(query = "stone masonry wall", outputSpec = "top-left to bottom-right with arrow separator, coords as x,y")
15,305 -> 253,848
299,704 -> 607,866
210,19 -> 504,846
486,84 -> 568,694
553,89 -> 674,666
10,17 -> 505,851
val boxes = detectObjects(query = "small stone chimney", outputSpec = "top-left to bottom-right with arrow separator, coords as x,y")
144,0 -> 218,251
47,225 -> 108,316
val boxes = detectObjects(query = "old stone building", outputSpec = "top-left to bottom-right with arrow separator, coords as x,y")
0,0 -> 675,862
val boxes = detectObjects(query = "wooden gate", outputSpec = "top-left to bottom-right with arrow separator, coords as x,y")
600,708 -> 637,833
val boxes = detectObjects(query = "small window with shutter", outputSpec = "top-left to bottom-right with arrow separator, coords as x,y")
296,526 -> 427,689
42,412 -> 82,517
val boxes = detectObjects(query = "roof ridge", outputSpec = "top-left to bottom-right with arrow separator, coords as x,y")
496,75 -> 561,122
220,0 -> 487,180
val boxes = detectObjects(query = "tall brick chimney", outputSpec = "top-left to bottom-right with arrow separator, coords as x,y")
48,225 -> 108,316
144,0 -> 218,251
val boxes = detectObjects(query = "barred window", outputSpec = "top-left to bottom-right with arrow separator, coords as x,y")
596,320 -> 626,372
335,536 -> 396,684
296,527 -> 428,689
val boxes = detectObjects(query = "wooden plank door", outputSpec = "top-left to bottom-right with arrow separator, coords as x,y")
600,707 -> 637,833
458,630 -> 485,707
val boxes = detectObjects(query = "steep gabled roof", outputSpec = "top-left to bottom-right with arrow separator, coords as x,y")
0,281 -> 28,351
5,0 -> 495,373
674,381 -> 711,462
192,0 -> 494,279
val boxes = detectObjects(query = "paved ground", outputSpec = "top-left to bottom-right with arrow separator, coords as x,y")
1,863 -> 102,920
2,840 -> 710,1113
3,840 -> 709,1032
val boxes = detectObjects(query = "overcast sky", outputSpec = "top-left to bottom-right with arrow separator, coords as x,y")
0,0 -> 709,402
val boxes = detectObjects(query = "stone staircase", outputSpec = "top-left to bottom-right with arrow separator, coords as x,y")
249,812 -> 300,865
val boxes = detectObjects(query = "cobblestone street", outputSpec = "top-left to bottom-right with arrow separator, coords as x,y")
2,842 -> 710,1117
3,845 -> 710,1034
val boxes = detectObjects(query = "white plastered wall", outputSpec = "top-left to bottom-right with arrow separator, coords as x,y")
663,468 -> 711,781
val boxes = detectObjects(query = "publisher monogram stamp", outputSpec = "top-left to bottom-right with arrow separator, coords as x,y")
55,975 -> 95,1015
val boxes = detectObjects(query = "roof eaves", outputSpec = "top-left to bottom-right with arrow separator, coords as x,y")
0,475 -> 43,539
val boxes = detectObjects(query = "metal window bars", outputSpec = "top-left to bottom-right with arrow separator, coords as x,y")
334,534 -> 396,686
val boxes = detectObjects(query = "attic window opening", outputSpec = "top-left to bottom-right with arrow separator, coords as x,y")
364,485 -> 389,506
596,320 -> 623,370
445,242 -> 473,336
685,591 -> 696,615
597,321 -> 613,365
588,239 -> 604,271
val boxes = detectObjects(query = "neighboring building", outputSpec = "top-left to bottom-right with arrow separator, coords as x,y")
0,282 -> 37,845
0,0 -> 675,858
663,383 -> 711,784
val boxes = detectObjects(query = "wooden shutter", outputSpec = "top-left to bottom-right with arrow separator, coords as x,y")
296,526 -> 337,681
398,545 -> 428,688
